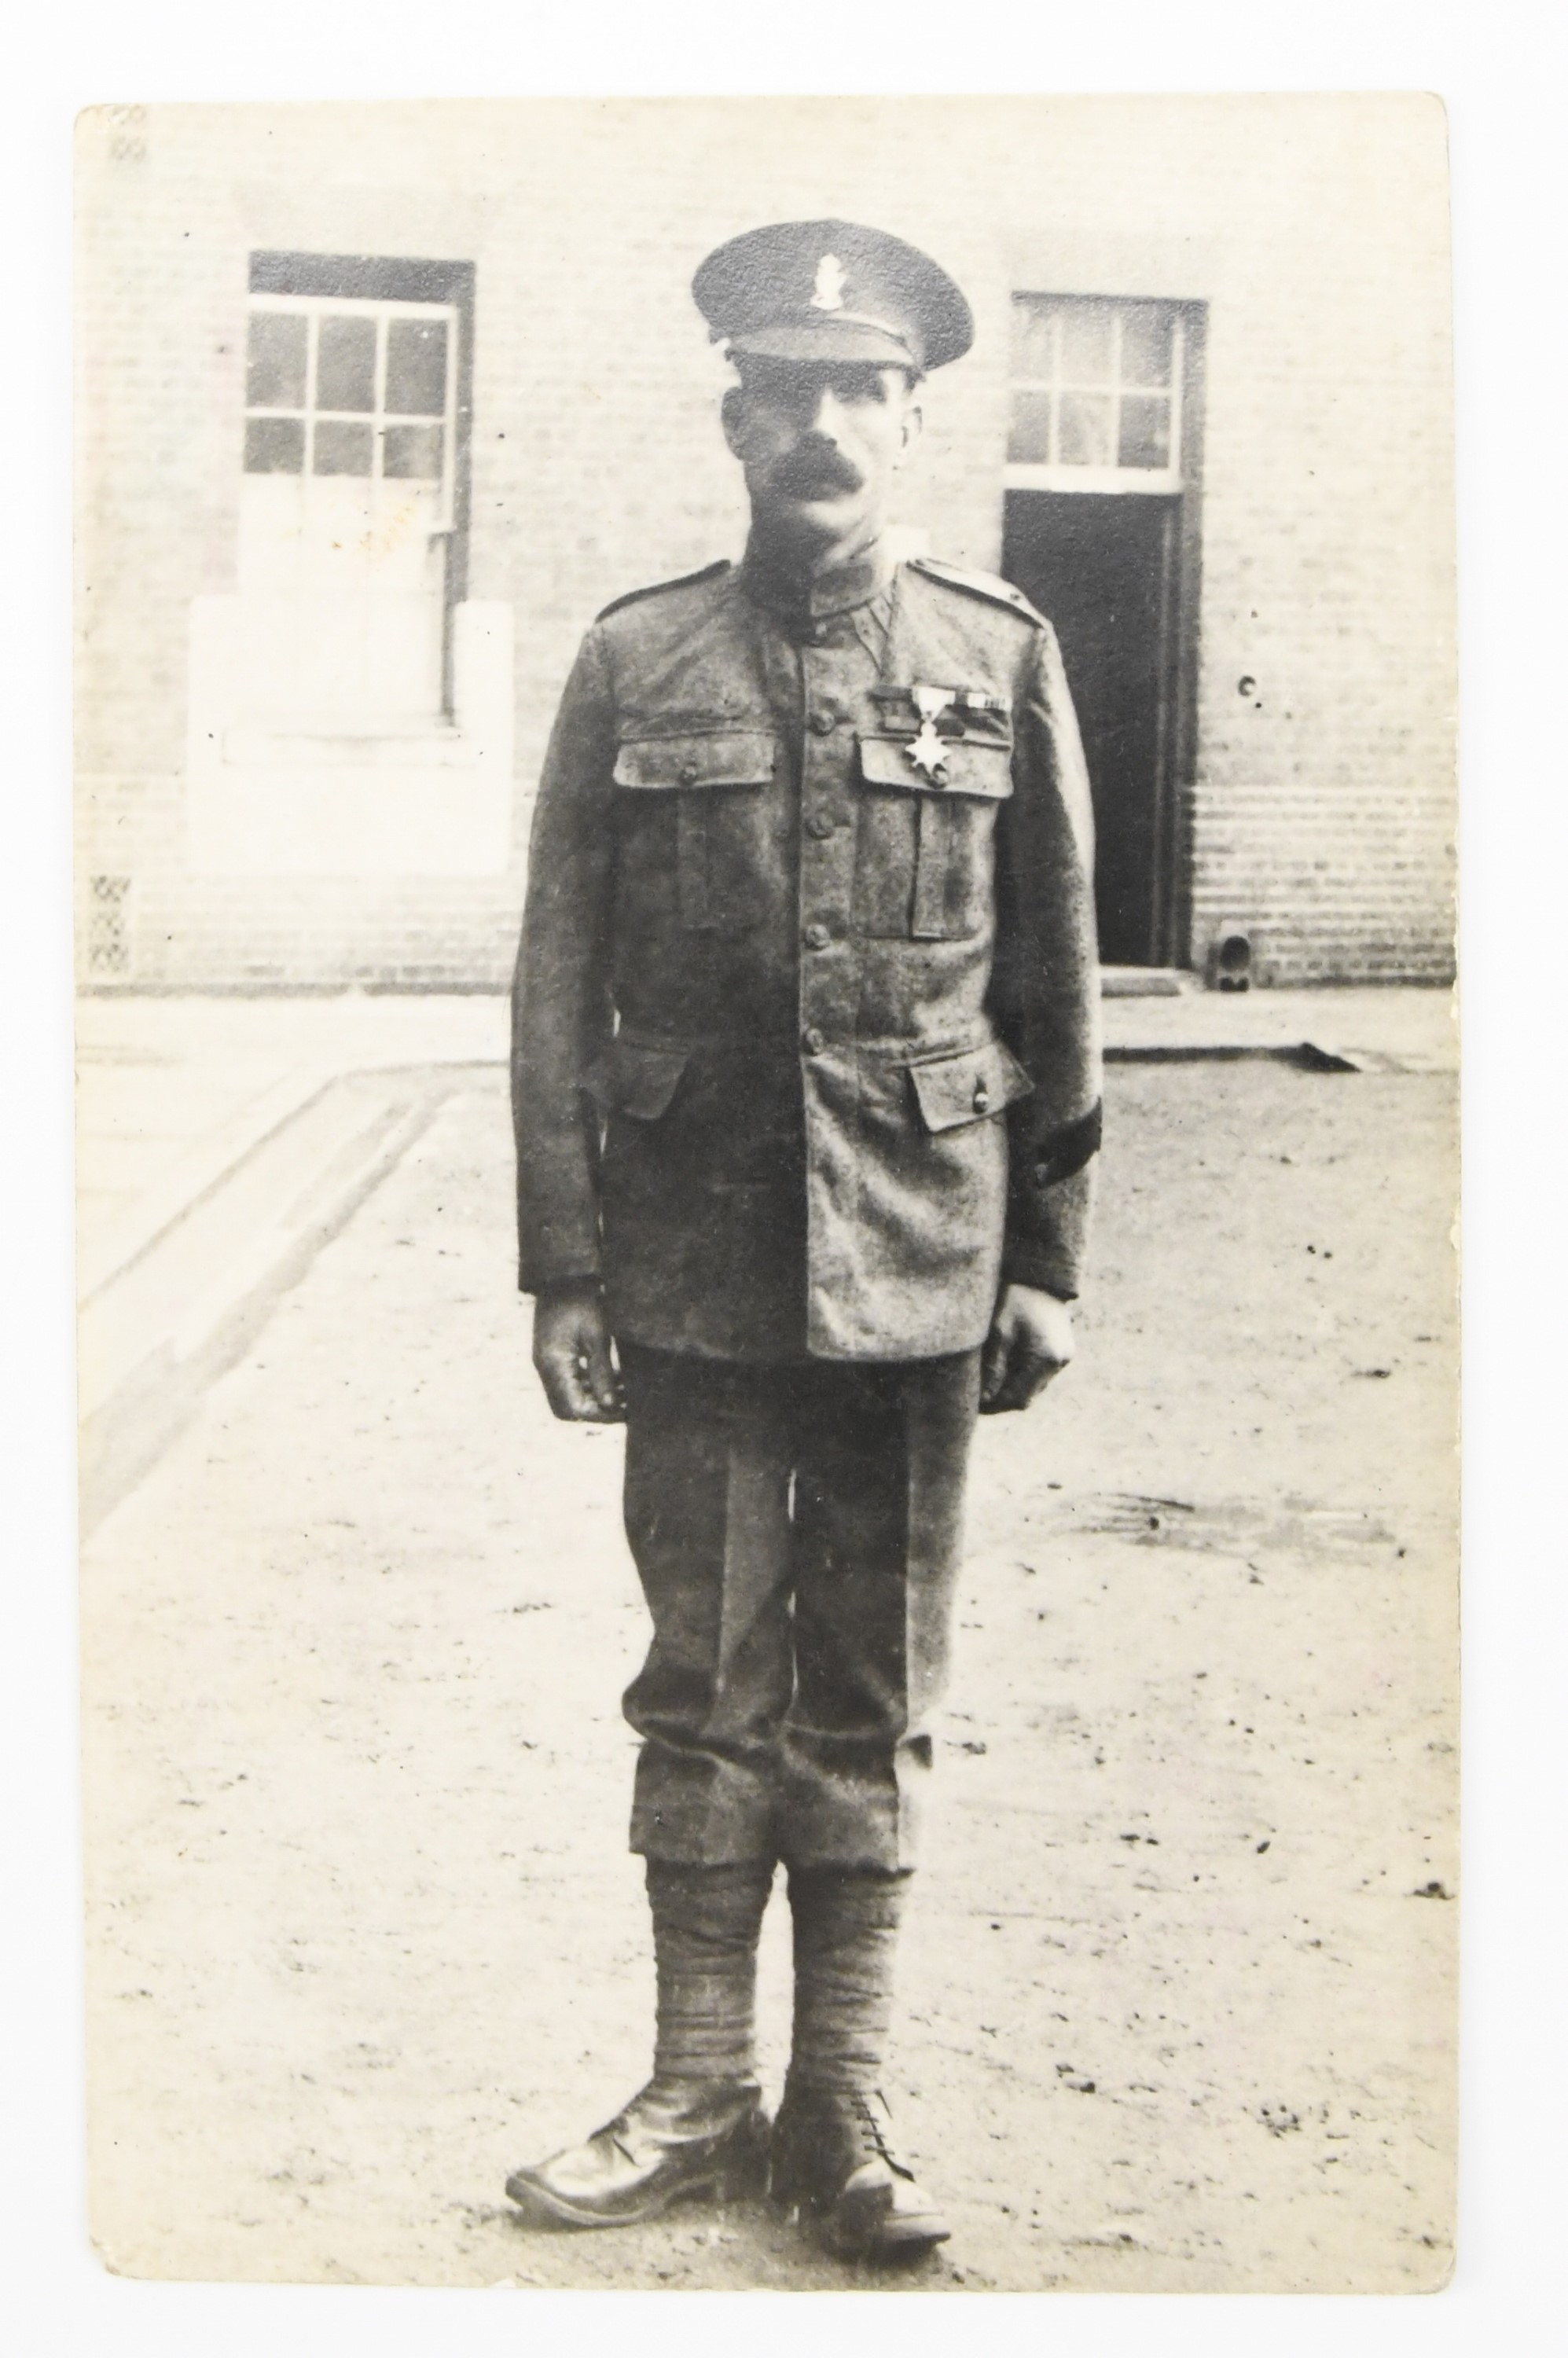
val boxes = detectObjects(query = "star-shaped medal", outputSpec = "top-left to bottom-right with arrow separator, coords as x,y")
905,684 -> 957,782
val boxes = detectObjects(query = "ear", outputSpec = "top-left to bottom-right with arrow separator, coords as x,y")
721,384 -> 748,460
894,395 -> 924,471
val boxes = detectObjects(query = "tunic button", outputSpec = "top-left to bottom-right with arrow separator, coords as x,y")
972,1080 -> 992,1114
806,811 -> 835,839
802,1027 -> 826,1056
804,921 -> 832,950
679,762 -> 699,784
809,708 -> 835,735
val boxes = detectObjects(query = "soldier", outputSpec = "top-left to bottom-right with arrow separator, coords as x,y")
505,219 -> 1101,2261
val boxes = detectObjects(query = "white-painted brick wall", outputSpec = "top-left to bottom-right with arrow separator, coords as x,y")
75,95 -> 1455,989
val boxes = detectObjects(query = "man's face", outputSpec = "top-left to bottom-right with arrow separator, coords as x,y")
722,360 -> 922,558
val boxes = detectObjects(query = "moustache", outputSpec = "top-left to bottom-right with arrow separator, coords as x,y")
770,445 -> 864,498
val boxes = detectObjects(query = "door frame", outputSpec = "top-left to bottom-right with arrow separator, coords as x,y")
1001,299 -> 1206,968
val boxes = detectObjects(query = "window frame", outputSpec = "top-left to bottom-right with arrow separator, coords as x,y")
244,292 -> 461,522
1004,295 -> 1186,495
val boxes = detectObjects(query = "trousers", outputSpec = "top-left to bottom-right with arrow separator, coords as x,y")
618,1341 -> 981,1871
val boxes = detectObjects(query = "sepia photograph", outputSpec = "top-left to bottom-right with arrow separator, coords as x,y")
72,92 -> 1458,2295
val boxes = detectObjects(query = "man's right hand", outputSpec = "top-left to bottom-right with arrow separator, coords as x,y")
531,1280 -> 626,1422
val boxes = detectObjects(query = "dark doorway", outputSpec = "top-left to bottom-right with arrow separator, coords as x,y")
1003,491 -> 1179,966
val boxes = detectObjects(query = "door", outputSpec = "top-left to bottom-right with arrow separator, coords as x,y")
1000,293 -> 1201,967
1003,491 -> 1177,966
240,292 -> 459,728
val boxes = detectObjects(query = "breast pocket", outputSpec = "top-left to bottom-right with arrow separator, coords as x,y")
853,735 -> 1015,941
613,732 -> 779,933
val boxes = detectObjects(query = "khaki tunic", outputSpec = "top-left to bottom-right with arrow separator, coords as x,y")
512,545 -> 1101,1363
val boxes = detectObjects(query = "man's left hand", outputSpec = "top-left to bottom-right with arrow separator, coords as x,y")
979,1284 -> 1075,1415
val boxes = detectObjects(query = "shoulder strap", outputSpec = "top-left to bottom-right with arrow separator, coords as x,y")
909,553 -> 1046,627
596,559 -> 731,623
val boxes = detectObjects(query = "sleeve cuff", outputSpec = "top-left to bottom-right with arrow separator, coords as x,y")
1001,1236 -> 1080,1301
517,1235 -> 603,1296
1002,1155 -> 1096,1300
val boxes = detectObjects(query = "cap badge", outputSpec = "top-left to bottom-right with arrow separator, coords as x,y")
810,253 -> 848,312
906,685 -> 956,781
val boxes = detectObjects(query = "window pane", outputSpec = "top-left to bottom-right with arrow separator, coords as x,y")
1059,304 -> 1113,384
386,318 -> 448,417
1118,394 -> 1172,469
317,315 -> 376,413
313,421 -> 373,476
383,423 -> 444,480
1006,392 -> 1053,465
244,416 -> 305,473
1009,299 -> 1056,382
1120,304 -> 1174,387
246,312 -> 307,410
1058,391 -> 1113,465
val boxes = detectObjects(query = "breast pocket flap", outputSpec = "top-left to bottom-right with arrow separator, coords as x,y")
583,1038 -> 692,1120
908,1040 -> 1034,1133
857,736 -> 1014,800
613,733 -> 777,790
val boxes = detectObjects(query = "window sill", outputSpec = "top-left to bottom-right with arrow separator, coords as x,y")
223,722 -> 473,768
1004,463 -> 1182,496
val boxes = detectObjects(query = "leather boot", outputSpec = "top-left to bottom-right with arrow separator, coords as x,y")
505,2077 -> 769,2228
769,2084 -> 949,2259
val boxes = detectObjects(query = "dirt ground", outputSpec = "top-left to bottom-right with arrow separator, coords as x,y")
80,1059 -> 1457,2292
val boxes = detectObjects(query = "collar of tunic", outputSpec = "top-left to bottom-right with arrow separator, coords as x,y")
736,534 -> 894,630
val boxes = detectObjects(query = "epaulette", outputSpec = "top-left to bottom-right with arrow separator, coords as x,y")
596,560 -> 731,623
909,553 -> 1046,626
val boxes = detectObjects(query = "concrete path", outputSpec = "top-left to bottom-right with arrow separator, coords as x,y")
76,997 -> 506,1527
76,994 -> 510,1298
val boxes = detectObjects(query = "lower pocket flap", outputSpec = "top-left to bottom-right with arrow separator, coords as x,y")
908,1040 -> 1034,1132
583,1038 -> 692,1120
858,735 -> 1014,799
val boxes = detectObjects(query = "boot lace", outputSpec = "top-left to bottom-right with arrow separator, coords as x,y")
846,2091 -> 911,2179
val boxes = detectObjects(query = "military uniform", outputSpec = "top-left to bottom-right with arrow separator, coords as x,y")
512,538 -> 1101,1869
505,214 -> 1103,2257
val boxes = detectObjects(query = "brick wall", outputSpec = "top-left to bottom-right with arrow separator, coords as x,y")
75,95 -> 1455,989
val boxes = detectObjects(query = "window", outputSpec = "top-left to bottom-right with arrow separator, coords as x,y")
244,297 -> 456,516
1007,296 -> 1185,491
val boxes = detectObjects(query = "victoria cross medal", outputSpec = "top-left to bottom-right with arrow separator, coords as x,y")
905,685 -> 957,782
